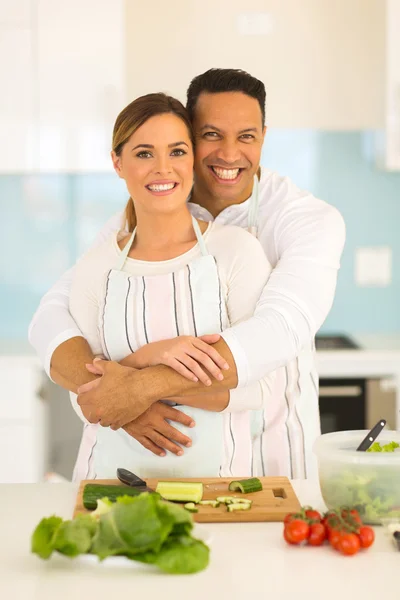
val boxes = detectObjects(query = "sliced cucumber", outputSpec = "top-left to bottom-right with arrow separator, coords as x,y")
228,478 -> 263,494
199,500 -> 220,508
184,502 -> 198,513
155,481 -> 203,503
216,496 -> 237,504
227,502 -> 252,512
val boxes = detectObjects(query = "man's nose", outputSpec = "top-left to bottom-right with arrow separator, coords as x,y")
215,139 -> 241,164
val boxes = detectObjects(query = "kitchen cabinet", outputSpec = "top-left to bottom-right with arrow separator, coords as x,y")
376,0 -> 400,170
0,0 -> 126,173
0,356 -> 48,482
36,0 -> 126,172
126,0 -> 385,129
0,4 -> 35,172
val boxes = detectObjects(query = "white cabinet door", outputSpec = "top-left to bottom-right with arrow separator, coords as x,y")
0,0 -> 31,24
0,25 -> 35,172
0,358 -> 49,483
380,0 -> 400,170
37,0 -> 126,172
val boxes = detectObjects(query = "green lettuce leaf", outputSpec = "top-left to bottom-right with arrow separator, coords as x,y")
53,514 -> 98,557
31,516 -> 63,559
155,535 -> 210,574
91,493 -> 172,560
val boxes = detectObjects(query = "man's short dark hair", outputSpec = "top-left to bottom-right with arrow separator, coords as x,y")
186,68 -> 266,126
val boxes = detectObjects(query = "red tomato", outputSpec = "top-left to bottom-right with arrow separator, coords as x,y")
308,523 -> 326,546
284,512 -> 297,525
284,519 -> 310,545
305,509 -> 322,522
337,533 -> 360,556
329,529 -> 343,550
358,526 -> 375,549
341,508 -> 362,525
283,527 -> 297,545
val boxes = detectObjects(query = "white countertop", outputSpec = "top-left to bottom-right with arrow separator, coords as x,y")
316,333 -> 400,379
0,481 -> 397,600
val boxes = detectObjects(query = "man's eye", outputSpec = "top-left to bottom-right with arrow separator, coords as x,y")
240,134 -> 255,140
136,151 -> 152,158
203,132 -> 219,138
171,148 -> 187,156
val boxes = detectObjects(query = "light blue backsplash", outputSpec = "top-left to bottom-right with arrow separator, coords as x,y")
1,131 -> 400,340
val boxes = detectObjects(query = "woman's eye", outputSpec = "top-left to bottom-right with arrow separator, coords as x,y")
136,151 -> 152,158
171,148 -> 187,156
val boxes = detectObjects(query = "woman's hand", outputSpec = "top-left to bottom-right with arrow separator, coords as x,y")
120,334 -> 229,386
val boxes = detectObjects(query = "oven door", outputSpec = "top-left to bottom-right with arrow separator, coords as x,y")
318,378 -> 366,434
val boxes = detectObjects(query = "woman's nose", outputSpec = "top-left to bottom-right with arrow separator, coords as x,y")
153,155 -> 173,175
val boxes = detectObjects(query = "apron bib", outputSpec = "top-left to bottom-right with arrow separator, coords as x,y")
73,217 -> 251,480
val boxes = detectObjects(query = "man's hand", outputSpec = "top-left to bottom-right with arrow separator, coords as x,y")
77,358 -> 151,428
123,402 -> 195,456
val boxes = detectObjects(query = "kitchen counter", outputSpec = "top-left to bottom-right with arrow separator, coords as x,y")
316,333 -> 400,378
0,481 -> 397,600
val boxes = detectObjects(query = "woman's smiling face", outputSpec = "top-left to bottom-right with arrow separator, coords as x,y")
112,113 -> 194,216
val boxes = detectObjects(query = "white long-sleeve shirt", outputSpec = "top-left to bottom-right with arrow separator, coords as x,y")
68,222 -> 271,419
29,167 -> 345,387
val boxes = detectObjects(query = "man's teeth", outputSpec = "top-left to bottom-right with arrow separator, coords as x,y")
212,167 -> 240,180
148,183 -> 176,191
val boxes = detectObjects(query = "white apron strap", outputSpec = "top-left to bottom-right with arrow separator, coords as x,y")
191,215 -> 209,256
114,229 -> 136,271
247,174 -> 260,237
114,216 -> 208,271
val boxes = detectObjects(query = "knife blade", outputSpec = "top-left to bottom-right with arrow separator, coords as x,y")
116,468 -> 155,492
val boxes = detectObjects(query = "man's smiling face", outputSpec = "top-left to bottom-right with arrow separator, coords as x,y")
192,91 -> 266,204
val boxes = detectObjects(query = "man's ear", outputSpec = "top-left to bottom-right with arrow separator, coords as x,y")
111,151 -> 123,178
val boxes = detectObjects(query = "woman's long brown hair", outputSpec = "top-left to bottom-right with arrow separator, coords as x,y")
112,93 -> 195,232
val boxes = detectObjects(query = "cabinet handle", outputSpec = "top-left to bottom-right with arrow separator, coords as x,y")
319,386 -> 362,397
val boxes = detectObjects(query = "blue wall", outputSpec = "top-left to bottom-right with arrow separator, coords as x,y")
1,131 -> 400,339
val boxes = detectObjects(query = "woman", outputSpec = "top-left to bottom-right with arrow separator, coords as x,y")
69,93 -> 271,480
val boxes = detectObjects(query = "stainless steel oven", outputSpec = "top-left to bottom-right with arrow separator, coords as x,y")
318,377 -> 366,434
316,334 -> 366,434
315,334 -> 397,434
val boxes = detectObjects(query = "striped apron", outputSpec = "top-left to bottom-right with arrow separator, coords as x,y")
246,175 -> 320,480
73,217 -> 252,480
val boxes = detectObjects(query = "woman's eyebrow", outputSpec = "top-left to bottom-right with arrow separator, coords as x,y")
132,141 -> 189,151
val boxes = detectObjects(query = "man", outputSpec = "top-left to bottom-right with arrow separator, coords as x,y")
29,68 -> 345,479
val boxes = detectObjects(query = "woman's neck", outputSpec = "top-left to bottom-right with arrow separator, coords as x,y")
132,207 -> 197,255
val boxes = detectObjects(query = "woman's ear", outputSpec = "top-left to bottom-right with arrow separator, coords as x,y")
111,150 -> 123,178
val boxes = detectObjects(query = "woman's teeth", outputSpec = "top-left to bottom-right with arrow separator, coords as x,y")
212,167 -> 240,180
147,183 -> 176,191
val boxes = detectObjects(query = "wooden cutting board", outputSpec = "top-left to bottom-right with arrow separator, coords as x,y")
73,476 -> 301,522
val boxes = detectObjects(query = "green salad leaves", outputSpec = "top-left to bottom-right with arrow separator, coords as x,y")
366,441 -> 400,453
31,493 -> 209,574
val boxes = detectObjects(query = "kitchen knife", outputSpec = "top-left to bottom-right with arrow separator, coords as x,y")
356,419 -> 386,452
116,467 -> 155,492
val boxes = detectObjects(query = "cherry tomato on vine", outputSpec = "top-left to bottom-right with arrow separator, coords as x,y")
358,526 -> 375,549
284,519 -> 310,544
337,533 -> 360,556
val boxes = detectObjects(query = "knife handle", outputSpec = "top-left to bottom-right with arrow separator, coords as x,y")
117,468 -> 147,487
356,419 -> 386,452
